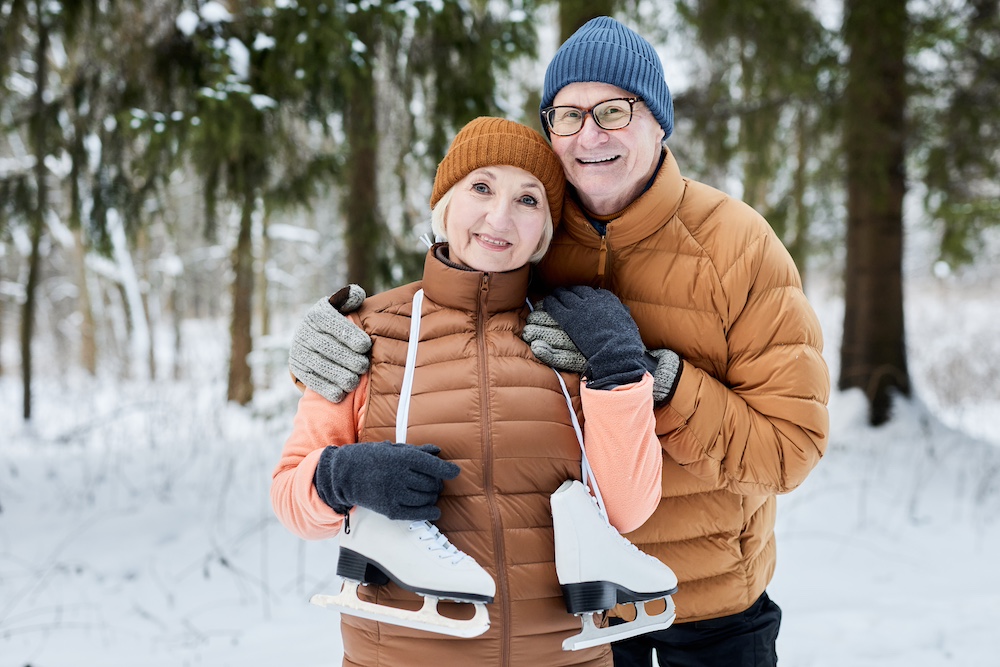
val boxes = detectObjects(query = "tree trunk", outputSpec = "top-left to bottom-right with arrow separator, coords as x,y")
73,227 -> 98,374
171,277 -> 183,381
738,44 -> 772,216
68,72 -> 96,376
136,226 -> 156,380
22,9 -> 49,421
256,208 -> 272,387
258,209 -> 271,339
558,0 -> 616,41
227,190 -> 256,405
840,0 -> 910,426
0,289 -> 4,377
110,209 -> 150,380
343,19 -> 380,291
789,105 -> 809,286
22,214 -> 43,421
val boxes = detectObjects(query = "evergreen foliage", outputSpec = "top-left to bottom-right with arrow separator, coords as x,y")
672,0 -> 841,277
910,0 -> 1000,266
2,0 -> 999,421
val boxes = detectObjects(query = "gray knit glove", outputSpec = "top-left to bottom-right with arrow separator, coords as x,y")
289,285 -> 372,403
315,442 -> 461,521
649,348 -> 683,404
522,305 -> 587,374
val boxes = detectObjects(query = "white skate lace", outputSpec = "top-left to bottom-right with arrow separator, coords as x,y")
582,486 -> 660,561
394,293 -> 471,567
409,520 -> 469,565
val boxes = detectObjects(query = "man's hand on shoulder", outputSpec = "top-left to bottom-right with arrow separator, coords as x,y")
522,303 -> 587,374
289,285 -> 372,403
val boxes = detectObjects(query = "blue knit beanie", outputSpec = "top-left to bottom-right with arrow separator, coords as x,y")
541,16 -> 673,139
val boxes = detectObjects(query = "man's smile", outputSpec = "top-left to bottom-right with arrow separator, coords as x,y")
578,155 -> 620,165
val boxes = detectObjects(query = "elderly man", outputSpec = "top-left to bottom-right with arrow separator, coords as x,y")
288,16 -> 829,667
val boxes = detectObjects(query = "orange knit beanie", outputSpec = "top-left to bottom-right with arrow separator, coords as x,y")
430,117 -> 565,224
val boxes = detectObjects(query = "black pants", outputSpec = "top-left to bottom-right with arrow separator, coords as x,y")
610,591 -> 782,667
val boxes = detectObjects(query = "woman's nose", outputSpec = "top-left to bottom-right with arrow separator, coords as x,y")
484,199 -> 513,230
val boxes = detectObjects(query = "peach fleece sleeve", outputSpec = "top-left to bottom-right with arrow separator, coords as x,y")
581,373 -> 661,534
270,374 -> 369,540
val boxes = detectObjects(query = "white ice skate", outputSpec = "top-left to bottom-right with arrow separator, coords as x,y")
312,289 -> 496,638
310,506 -> 496,637
551,479 -> 678,651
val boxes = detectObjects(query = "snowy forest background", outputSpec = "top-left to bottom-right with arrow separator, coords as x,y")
3,0 -> 1000,665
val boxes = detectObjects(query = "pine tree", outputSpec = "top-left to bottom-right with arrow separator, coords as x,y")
840,0 -> 910,425
147,2 -> 345,404
672,0 -> 839,281
366,0 -> 543,288
912,0 -> 1000,266
0,0 -> 115,418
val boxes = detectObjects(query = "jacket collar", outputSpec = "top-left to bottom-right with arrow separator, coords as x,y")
421,243 -> 530,314
559,146 -> 685,249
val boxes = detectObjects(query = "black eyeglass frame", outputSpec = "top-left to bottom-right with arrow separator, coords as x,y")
541,97 -> 640,136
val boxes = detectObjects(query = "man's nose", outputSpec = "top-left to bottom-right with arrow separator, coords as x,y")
577,112 -> 608,144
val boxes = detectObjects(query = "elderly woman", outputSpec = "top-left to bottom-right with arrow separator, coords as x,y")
271,117 -> 667,667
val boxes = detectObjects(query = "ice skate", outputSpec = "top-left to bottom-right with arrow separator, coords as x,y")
312,296 -> 495,638
310,506 -> 496,638
551,479 -> 678,651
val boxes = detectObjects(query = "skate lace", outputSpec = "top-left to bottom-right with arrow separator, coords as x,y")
408,520 -> 469,565
582,487 -> 661,561
395,293 -> 470,567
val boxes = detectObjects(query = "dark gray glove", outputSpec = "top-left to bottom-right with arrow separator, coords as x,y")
543,286 -> 651,389
289,285 -> 372,403
314,441 -> 461,521
522,305 -> 587,373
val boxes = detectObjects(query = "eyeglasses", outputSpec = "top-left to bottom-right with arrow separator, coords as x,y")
541,98 -> 639,136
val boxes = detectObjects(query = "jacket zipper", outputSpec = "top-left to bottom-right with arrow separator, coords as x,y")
598,234 -> 608,281
478,274 -> 510,665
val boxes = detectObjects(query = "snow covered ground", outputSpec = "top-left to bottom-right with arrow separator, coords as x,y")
2,279 -> 1000,667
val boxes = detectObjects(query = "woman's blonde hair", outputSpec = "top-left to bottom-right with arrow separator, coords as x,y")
430,184 -> 555,265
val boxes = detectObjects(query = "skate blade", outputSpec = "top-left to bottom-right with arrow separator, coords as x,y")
311,581 -> 491,639
562,596 -> 676,651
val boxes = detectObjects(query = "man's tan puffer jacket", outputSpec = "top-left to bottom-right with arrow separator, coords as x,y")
536,147 -> 830,623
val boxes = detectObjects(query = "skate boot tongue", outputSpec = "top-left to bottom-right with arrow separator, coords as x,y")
409,521 -> 468,565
